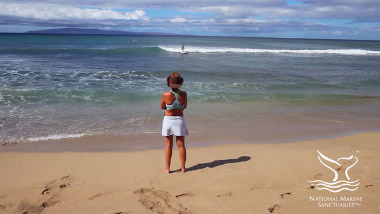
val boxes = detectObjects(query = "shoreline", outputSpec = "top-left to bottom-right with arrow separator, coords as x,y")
2,128 -> 380,153
0,131 -> 379,213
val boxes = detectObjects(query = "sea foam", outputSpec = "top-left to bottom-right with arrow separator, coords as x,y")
27,133 -> 88,142
158,46 -> 380,55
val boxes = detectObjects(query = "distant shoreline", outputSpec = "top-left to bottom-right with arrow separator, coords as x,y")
1,31 -> 379,42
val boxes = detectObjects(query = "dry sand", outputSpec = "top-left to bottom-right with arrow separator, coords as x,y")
0,132 -> 379,213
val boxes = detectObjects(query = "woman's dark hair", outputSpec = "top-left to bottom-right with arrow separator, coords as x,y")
166,72 -> 184,87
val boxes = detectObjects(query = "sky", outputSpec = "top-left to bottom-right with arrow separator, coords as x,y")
0,0 -> 380,40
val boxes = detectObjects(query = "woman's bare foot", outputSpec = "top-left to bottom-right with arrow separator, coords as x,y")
161,169 -> 170,174
181,168 -> 186,173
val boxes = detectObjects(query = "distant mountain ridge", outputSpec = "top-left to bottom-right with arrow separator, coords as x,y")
26,28 -> 179,36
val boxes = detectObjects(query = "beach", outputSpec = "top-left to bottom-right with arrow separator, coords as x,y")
1,131 -> 379,213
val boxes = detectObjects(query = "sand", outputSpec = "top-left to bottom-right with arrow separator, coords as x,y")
0,132 -> 380,213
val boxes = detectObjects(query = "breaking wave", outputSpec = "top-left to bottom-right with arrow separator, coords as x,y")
159,45 -> 380,55
27,133 -> 89,142
2,46 -> 380,56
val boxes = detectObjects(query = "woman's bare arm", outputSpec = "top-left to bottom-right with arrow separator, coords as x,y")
160,93 -> 167,110
182,91 -> 187,109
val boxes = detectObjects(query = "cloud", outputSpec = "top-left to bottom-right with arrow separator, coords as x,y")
170,17 -> 187,23
0,0 -> 379,38
0,2 -> 149,21
191,4 -> 380,22
0,0 -> 286,9
1,0 -> 380,21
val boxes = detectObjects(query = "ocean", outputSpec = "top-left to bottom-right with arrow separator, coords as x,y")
1,34 -> 380,144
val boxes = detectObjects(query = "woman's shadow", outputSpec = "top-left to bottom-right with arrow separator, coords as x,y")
180,156 -> 251,172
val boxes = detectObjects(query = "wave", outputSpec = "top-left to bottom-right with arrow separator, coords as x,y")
0,47 -> 164,55
2,46 -> 380,56
1,86 -> 379,106
27,133 -> 89,141
158,45 -> 380,55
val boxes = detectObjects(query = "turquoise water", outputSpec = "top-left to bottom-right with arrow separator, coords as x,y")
1,34 -> 380,142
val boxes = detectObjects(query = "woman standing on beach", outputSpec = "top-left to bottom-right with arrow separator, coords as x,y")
160,72 -> 188,173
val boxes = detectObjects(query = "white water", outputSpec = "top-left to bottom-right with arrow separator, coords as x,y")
27,133 -> 89,141
159,45 -> 380,55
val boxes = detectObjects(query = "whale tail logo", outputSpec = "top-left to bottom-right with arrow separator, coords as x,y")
308,150 -> 360,193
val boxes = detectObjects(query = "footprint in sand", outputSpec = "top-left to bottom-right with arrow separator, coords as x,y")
175,193 -> 194,198
88,192 -> 111,200
19,201 -> 44,214
216,192 -> 232,197
280,192 -> 292,199
313,173 -> 323,179
18,175 -> 72,214
268,204 -> 280,213
134,188 -> 191,214
0,203 -> 13,210
41,175 -> 72,195
365,184 -> 375,188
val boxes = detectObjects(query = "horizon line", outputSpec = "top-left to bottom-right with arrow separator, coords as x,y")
1,31 -> 379,42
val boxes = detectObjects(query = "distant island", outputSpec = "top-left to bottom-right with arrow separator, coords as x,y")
26,28 -> 180,36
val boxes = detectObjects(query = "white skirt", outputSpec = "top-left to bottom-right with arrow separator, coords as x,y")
162,116 -> 189,136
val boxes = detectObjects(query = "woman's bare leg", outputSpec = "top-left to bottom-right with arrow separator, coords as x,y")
162,135 -> 173,173
176,136 -> 186,172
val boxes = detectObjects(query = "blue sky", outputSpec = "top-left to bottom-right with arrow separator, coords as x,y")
0,0 -> 379,40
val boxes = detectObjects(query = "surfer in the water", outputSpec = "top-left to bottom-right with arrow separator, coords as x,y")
181,44 -> 185,53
